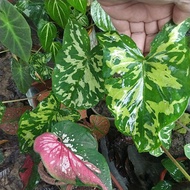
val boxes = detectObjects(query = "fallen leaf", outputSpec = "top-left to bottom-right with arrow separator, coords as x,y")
89,115 -> 110,139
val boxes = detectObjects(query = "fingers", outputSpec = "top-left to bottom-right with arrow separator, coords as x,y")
173,3 -> 190,24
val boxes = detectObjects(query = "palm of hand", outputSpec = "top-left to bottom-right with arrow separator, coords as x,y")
99,1 -> 185,54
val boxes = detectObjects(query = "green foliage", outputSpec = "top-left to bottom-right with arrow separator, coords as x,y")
53,19 -> 105,110
37,21 -> 58,51
15,0 -> 48,27
91,0 -> 115,31
11,59 -> 33,93
0,0 -> 32,62
67,0 -> 87,14
98,19 -> 190,152
0,102 -> 6,123
29,52 -> 52,81
162,158 -> 186,182
174,113 -> 190,134
44,0 -> 70,29
150,123 -> 175,157
152,181 -> 172,190
184,144 -> 190,159
18,93 -> 80,153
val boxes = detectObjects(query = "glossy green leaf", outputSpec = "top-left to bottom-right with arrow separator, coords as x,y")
38,21 -> 57,51
53,20 -> 105,110
0,0 -> 32,62
151,180 -> 172,190
150,123 -> 175,157
98,19 -> 190,152
174,113 -> 190,134
11,59 -> 33,93
29,52 -> 52,81
162,158 -> 186,182
0,102 -> 6,124
44,0 -> 70,29
91,0 -> 115,32
67,0 -> 87,14
16,0 -> 48,26
51,120 -> 112,189
48,41 -> 62,60
184,144 -> 190,159
18,92 -> 80,153
70,9 -> 89,27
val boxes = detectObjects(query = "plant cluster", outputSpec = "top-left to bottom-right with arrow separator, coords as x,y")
0,0 -> 190,189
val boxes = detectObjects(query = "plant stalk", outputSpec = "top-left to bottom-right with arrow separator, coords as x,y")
161,146 -> 190,181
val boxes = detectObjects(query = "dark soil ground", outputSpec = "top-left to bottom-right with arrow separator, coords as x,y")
0,46 -> 190,190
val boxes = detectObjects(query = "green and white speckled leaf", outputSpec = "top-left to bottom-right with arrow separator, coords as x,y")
150,123 -> 175,157
0,102 -> 6,123
98,19 -> 190,152
18,92 -> 80,153
29,52 -> 52,81
91,0 -> 115,32
53,20 -> 105,110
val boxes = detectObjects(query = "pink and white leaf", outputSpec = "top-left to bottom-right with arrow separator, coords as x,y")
34,132 -> 108,190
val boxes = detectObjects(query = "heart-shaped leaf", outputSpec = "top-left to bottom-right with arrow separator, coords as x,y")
98,19 -> 190,152
34,121 -> 112,189
18,93 -> 80,153
53,20 -> 105,109
38,21 -> 57,51
44,0 -> 70,29
0,0 -> 32,62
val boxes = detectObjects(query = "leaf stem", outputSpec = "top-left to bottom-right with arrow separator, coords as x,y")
2,96 -> 35,104
161,146 -> 190,181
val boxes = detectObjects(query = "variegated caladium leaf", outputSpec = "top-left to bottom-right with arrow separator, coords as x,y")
34,121 -> 112,189
53,20 -> 105,110
98,19 -> 190,152
18,93 -> 80,153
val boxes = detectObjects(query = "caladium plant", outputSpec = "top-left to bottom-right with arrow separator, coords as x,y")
34,120 -> 111,189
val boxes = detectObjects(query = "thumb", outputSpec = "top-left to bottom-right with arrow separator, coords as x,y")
173,2 -> 190,24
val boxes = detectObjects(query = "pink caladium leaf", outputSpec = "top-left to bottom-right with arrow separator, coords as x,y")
34,132 -> 108,190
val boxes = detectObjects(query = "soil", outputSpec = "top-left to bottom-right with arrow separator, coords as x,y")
0,46 -> 190,190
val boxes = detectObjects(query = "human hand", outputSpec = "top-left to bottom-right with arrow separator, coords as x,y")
97,0 -> 190,55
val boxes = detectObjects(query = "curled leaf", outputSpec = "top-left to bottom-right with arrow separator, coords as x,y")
34,132 -> 108,189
